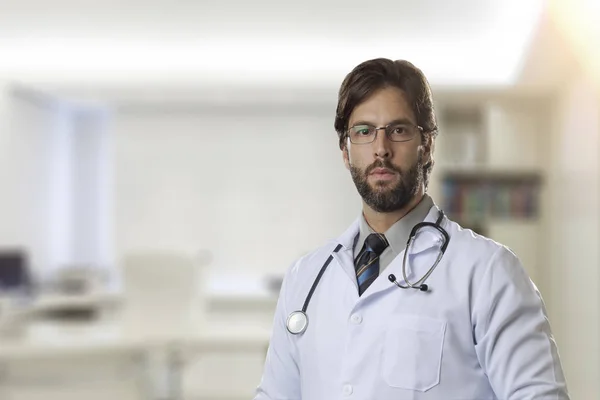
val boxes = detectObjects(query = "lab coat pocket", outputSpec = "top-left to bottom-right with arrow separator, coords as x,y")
382,315 -> 446,392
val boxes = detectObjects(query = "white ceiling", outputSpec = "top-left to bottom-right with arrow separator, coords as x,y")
0,0 -> 536,41
0,0 -> 547,92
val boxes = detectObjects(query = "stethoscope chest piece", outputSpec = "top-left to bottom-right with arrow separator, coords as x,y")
286,310 -> 308,335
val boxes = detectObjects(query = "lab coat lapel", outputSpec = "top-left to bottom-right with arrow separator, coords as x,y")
332,217 -> 361,290
333,247 -> 360,291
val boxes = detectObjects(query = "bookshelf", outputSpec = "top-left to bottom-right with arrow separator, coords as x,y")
433,96 -> 547,248
440,170 -> 543,237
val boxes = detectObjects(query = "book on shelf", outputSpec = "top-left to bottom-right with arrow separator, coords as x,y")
441,175 -> 540,221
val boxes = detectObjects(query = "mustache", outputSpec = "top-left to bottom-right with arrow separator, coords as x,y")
365,160 -> 403,175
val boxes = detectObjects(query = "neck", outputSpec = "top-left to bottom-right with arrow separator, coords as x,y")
363,189 -> 425,233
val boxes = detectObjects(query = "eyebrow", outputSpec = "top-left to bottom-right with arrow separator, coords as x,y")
350,117 -> 415,127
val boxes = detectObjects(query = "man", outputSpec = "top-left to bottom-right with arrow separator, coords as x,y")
254,58 -> 569,399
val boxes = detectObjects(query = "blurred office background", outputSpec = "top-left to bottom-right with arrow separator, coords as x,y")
0,0 -> 598,399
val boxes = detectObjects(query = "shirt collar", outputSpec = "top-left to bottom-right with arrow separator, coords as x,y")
337,218 -> 360,251
354,194 -> 435,256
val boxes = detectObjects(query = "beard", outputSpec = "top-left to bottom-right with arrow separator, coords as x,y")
349,154 -> 424,213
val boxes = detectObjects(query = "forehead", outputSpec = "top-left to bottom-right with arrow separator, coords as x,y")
349,86 -> 415,126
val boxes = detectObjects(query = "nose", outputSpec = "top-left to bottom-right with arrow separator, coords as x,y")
373,127 -> 392,159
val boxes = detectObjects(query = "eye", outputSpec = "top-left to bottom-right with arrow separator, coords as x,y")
391,125 -> 407,134
352,125 -> 372,136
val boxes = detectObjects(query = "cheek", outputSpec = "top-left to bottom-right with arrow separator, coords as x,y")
393,145 -> 421,167
348,147 -> 372,168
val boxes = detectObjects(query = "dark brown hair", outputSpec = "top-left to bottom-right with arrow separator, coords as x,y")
334,58 -> 439,188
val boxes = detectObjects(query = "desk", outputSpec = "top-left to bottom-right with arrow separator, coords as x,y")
0,329 -> 271,358
0,292 -> 123,340
0,292 -> 122,317
0,327 -> 271,400
32,293 -> 122,314
0,333 -> 150,400
205,273 -> 279,307
0,279 -> 276,400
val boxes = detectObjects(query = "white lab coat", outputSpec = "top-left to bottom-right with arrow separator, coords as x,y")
254,206 -> 569,400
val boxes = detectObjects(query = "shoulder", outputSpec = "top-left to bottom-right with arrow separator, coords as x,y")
286,240 -> 341,282
278,240 -> 341,302
444,217 -> 533,289
444,217 -> 515,263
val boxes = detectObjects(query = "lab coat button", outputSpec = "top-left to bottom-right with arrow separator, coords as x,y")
350,314 -> 362,324
342,384 -> 353,396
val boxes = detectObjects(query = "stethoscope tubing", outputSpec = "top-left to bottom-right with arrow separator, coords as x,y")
301,244 -> 343,313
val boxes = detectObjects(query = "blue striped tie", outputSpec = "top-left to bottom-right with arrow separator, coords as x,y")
355,233 -> 389,296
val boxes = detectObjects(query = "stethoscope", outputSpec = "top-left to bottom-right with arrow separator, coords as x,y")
286,210 -> 450,335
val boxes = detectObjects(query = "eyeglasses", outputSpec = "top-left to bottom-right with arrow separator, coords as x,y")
347,122 -> 423,144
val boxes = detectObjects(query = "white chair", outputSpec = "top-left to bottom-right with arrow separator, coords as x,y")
118,251 -> 205,400
119,251 -> 204,341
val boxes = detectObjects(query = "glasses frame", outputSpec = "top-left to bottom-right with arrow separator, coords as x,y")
346,122 -> 424,145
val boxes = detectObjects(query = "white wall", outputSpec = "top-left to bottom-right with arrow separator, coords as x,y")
0,87 -> 113,282
69,109 -> 113,270
546,75 -> 599,399
0,82 -> 13,245
0,88 -> 72,278
113,102 -> 359,277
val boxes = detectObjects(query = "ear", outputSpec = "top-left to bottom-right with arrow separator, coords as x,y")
342,145 -> 350,170
421,133 -> 434,166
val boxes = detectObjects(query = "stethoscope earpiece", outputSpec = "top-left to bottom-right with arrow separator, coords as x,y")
389,274 -> 430,292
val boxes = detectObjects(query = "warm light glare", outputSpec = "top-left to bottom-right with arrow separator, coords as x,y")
550,0 -> 600,82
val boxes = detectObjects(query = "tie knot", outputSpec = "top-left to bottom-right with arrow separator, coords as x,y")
365,233 -> 389,256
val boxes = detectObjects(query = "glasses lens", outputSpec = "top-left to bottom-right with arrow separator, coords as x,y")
349,125 -> 375,144
387,124 -> 417,142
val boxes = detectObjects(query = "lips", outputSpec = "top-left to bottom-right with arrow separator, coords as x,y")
370,168 -> 395,176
